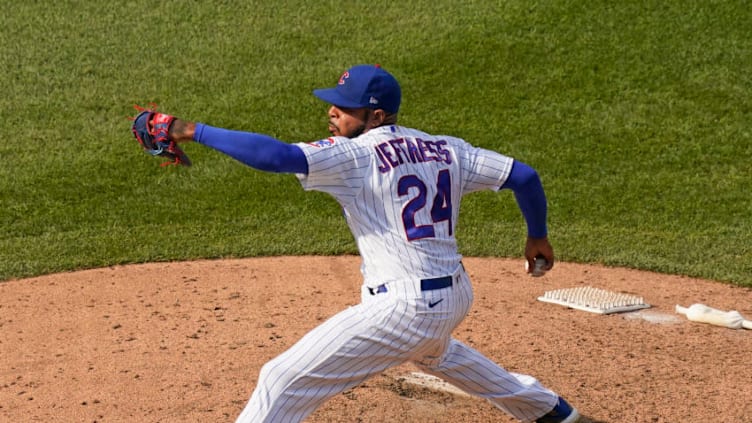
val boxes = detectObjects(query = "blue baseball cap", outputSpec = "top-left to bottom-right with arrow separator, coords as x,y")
313,64 -> 401,113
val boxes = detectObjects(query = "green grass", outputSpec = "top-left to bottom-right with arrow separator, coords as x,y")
1,1 -> 750,286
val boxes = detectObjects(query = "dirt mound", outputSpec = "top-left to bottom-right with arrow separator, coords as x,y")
1,256 -> 750,422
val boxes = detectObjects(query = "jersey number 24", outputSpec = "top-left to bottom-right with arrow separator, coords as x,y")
398,169 -> 453,241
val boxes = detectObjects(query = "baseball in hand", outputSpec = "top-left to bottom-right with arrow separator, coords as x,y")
525,256 -> 548,277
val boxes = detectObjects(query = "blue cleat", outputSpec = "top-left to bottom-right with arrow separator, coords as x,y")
536,397 -> 580,423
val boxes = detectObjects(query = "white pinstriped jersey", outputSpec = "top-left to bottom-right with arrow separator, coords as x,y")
296,125 -> 514,286
241,124 -> 562,423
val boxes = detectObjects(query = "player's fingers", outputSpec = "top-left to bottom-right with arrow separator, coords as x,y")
525,257 -> 536,274
543,256 -> 554,271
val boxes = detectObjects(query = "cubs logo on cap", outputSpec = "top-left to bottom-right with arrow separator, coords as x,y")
313,64 -> 401,113
337,71 -> 350,85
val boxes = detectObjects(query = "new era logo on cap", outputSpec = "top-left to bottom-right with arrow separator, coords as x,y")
313,64 -> 401,113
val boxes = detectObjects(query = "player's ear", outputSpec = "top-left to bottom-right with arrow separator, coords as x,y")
368,109 -> 386,128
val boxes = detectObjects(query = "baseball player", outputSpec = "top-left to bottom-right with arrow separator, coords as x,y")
143,64 -> 580,423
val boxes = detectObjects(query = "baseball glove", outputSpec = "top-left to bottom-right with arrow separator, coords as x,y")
130,104 -> 191,166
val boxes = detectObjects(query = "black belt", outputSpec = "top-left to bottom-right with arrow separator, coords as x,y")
421,275 -> 453,291
368,274 -> 453,295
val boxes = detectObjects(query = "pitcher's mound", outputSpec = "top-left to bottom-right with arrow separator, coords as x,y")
1,256 -> 751,422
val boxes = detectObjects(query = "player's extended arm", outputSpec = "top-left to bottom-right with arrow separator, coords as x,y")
500,161 -> 554,270
170,120 -> 308,174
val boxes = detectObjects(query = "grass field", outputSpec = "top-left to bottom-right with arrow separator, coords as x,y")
0,1 -> 749,286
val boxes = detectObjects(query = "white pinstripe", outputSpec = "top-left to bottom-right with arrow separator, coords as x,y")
235,126 -> 559,423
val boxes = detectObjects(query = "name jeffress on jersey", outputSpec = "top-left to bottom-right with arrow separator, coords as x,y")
375,136 -> 452,173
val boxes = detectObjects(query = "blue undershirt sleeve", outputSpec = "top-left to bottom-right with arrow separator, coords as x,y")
499,160 -> 548,238
193,123 -> 308,174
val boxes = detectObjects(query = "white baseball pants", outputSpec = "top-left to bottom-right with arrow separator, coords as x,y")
236,266 -> 559,423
